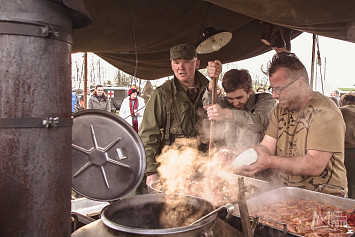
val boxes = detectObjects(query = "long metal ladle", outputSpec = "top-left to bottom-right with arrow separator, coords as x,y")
188,200 -> 238,226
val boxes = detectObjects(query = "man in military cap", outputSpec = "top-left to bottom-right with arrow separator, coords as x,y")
139,43 -> 210,186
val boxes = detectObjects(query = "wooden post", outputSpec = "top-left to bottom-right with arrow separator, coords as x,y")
238,177 -> 253,237
209,77 -> 217,158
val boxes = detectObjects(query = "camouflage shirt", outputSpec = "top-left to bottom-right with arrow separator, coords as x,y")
139,71 -> 209,174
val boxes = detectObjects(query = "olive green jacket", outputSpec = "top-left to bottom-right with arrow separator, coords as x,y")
202,90 -> 277,147
139,71 -> 209,174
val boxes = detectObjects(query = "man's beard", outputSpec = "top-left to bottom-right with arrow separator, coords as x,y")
235,103 -> 246,110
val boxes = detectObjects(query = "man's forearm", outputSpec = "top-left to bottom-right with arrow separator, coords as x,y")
268,153 -> 329,176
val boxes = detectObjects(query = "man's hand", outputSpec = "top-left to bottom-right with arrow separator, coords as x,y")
205,104 -> 233,121
207,60 -> 222,91
146,173 -> 159,186
212,147 -> 241,171
235,145 -> 272,176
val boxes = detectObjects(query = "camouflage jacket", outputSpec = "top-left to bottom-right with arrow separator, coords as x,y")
139,71 -> 209,174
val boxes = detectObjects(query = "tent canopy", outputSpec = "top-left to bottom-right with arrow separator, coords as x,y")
72,0 -> 355,80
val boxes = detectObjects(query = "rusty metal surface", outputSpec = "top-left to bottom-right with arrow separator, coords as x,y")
0,0 -> 74,236
0,21 -> 73,44
0,117 -> 72,128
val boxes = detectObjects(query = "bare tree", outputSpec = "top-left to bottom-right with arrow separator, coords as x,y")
114,70 -> 131,86
90,57 -> 96,84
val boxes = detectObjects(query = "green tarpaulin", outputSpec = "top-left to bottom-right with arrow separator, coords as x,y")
72,0 -> 355,79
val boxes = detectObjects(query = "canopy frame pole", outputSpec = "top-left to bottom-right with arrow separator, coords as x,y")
310,34 -> 316,90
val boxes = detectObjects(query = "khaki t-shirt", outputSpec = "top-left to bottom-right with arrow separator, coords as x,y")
266,92 -> 348,196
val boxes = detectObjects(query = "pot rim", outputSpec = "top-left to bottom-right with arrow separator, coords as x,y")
101,193 -> 217,234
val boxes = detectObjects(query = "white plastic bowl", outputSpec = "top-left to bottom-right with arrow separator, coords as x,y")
231,148 -> 258,170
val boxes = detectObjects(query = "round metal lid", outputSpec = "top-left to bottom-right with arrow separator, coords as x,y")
71,110 -> 146,201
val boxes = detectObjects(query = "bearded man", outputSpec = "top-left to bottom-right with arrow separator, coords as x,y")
203,62 -> 277,147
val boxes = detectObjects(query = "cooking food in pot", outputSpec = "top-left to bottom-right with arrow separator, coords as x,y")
153,178 -> 260,206
250,198 -> 355,236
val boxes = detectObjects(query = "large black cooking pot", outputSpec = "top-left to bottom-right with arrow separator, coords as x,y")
70,111 -> 218,237
72,194 -> 217,237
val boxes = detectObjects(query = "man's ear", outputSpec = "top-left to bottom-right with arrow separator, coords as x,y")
299,77 -> 308,88
248,87 -> 253,95
195,59 -> 200,69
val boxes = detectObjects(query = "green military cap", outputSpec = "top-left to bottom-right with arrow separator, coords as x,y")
170,44 -> 197,61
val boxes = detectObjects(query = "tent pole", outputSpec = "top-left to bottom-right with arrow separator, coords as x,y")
310,34 -> 316,90
83,52 -> 88,109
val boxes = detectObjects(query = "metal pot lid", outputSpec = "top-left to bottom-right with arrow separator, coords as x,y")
71,110 -> 146,201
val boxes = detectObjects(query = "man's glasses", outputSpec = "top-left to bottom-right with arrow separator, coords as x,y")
269,78 -> 300,95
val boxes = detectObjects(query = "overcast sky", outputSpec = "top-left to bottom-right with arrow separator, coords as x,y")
234,32 -> 355,94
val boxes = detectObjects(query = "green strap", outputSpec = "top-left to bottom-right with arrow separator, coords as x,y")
163,81 -> 172,141
163,80 -> 184,142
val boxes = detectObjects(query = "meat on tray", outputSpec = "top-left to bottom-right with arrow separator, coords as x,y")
250,198 -> 355,237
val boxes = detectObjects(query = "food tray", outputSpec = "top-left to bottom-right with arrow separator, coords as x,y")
216,171 -> 270,190
235,187 -> 355,213
232,187 -> 355,237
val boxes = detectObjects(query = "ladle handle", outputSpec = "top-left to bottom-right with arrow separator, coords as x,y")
189,206 -> 225,226
189,200 -> 239,226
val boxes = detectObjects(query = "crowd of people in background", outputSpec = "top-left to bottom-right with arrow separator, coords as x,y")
72,84 -> 146,133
